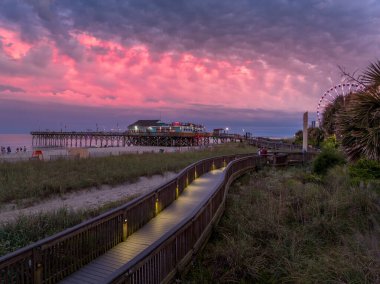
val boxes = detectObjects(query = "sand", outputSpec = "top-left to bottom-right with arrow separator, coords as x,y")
0,172 -> 177,224
0,145 -> 205,163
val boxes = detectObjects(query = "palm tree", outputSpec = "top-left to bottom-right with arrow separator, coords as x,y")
336,60 -> 380,161
360,60 -> 380,89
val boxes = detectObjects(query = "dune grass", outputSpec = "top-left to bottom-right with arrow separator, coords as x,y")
0,143 -> 255,257
0,143 -> 253,205
0,195 -> 139,257
186,166 -> 380,283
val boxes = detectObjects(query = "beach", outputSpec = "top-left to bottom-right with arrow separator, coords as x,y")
0,145 -> 205,163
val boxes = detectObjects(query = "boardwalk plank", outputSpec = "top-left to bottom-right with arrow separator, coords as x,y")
85,260 -> 118,271
61,272 -> 100,284
78,266 -> 113,277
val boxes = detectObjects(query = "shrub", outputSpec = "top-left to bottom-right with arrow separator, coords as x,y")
349,159 -> 380,181
313,148 -> 346,175
186,167 -> 380,283
321,134 -> 338,150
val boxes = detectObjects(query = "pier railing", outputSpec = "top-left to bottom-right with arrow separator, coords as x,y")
0,152 -> 315,284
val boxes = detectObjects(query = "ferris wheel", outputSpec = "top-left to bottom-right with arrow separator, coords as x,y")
317,83 -> 363,125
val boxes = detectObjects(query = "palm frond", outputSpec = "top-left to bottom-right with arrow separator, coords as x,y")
335,90 -> 380,161
360,60 -> 380,89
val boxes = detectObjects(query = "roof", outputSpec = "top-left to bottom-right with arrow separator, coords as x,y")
128,120 -> 167,128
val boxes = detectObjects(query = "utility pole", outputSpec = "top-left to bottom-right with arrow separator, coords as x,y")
303,112 -> 308,152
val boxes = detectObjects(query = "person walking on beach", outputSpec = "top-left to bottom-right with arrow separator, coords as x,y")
7,146 -> 11,154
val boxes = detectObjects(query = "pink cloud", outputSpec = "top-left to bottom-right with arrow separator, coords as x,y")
0,27 -> 32,59
0,29 -> 318,113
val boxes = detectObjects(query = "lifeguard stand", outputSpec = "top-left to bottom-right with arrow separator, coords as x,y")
31,150 -> 44,160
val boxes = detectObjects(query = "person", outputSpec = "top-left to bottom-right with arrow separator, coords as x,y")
23,146 -> 27,152
7,146 -> 11,154
261,147 -> 268,156
257,147 -> 262,155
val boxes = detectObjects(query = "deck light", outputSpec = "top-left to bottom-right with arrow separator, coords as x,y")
123,219 -> 128,241
155,198 -> 159,215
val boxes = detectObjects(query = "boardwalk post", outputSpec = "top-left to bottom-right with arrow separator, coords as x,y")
32,246 -> 43,284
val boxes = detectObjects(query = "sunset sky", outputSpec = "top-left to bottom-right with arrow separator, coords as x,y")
0,0 -> 379,136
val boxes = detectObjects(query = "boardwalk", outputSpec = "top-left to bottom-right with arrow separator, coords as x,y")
61,168 -> 226,283
1,154 -> 314,283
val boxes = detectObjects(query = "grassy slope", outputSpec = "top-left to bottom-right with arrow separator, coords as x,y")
186,166 -> 380,283
0,143 -> 253,204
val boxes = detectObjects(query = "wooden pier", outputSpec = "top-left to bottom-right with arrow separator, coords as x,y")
30,131 -> 242,148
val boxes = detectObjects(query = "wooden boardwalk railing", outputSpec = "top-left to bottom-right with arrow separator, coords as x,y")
0,152 -> 315,284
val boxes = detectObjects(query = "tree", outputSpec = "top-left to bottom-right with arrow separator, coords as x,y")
294,130 -> 303,145
321,95 -> 347,136
336,60 -> 380,161
293,127 -> 324,147
336,89 -> 380,161
308,127 -> 324,147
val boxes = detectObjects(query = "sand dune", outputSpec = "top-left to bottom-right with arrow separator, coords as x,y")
0,172 -> 176,224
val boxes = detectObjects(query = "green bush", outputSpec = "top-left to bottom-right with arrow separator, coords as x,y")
313,148 -> 346,175
321,134 -> 338,150
349,159 -> 380,181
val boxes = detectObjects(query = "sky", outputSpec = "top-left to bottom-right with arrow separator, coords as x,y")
0,0 -> 379,136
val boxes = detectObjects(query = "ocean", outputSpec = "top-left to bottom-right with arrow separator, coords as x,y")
0,134 -> 33,152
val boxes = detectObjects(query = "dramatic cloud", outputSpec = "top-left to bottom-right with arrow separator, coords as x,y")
0,84 -> 25,93
0,0 -> 379,135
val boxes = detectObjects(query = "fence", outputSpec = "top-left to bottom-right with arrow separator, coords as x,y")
249,138 -> 303,151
